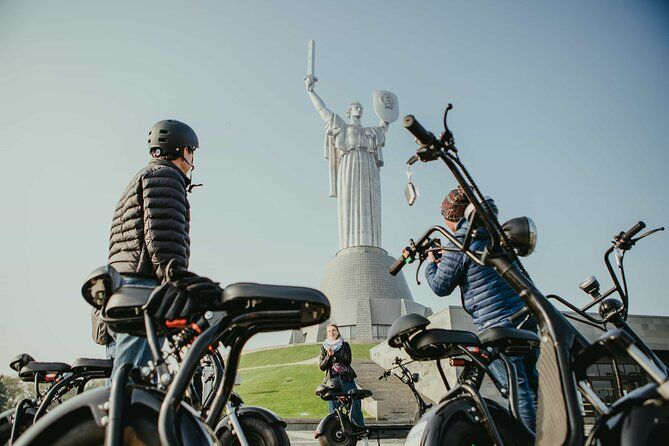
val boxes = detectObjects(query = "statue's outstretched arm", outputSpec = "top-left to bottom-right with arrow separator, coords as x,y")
305,78 -> 333,122
308,90 -> 334,122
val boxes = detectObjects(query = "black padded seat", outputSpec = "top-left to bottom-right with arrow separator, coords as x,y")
19,362 -> 71,382
102,285 -> 155,336
315,385 -> 373,401
104,286 -> 154,318
387,313 -> 430,348
223,283 -> 328,307
478,327 -> 540,353
408,328 -> 480,360
9,353 -> 35,372
70,358 -> 114,374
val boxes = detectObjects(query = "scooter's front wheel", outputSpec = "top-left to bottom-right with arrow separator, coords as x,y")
218,416 -> 290,446
443,418 -> 497,446
49,415 -> 159,446
317,416 -> 357,446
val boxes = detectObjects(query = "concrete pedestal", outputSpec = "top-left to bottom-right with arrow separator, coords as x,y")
301,246 -> 431,343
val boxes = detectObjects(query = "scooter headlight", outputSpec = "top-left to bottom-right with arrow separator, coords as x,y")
502,216 -> 537,256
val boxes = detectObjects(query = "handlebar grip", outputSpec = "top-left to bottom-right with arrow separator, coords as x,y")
509,306 -> 530,324
389,257 -> 406,276
403,115 -> 437,146
622,221 -> 646,240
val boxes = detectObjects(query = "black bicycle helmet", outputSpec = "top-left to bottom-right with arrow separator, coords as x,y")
148,119 -> 199,158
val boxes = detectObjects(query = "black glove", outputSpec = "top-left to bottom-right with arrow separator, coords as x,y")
144,272 -> 222,321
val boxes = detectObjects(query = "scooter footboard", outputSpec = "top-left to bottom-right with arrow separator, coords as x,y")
535,334 -> 584,446
536,337 -> 568,445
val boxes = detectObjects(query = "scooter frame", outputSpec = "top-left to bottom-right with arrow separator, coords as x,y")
394,106 -> 669,445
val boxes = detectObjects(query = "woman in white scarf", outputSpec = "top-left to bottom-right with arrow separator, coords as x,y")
318,324 -> 365,427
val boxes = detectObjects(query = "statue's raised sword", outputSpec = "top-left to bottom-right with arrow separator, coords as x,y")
306,39 -> 317,91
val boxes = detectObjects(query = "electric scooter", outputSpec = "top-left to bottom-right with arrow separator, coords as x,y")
314,381 -> 413,446
14,265 -> 330,446
378,357 -> 432,424
391,104 -> 669,445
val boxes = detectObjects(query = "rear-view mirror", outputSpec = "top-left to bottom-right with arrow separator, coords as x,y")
405,181 -> 419,206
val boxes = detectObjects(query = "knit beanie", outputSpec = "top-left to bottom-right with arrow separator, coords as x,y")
441,186 -> 470,222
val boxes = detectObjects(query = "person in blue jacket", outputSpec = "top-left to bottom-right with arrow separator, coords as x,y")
424,186 -> 539,432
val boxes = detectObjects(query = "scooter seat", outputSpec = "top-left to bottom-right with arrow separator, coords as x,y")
9,353 -> 35,372
19,362 -> 71,382
387,313 -> 431,348
102,285 -> 155,336
223,282 -> 327,308
407,328 -> 480,360
70,358 -> 114,374
222,282 -> 330,327
478,327 -> 540,354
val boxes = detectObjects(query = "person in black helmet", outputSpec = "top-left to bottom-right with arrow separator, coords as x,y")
103,119 -> 199,375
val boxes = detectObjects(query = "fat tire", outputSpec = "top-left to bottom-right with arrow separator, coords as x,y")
0,409 -> 32,446
218,416 -> 290,446
317,416 -> 356,446
442,418 -> 495,446
0,420 -> 11,446
437,413 -> 529,446
47,413 -> 160,446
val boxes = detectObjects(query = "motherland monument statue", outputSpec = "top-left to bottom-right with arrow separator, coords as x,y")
295,41 -> 431,344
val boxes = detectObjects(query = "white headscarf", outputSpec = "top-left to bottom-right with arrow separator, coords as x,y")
323,336 -> 344,352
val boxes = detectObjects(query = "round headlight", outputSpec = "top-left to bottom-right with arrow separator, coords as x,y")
502,216 -> 537,256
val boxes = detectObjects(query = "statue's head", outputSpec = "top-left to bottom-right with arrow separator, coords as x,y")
346,102 -> 363,120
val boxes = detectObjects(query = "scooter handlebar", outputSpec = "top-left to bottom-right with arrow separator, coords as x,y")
403,115 -> 437,147
509,306 -> 530,325
389,256 -> 406,276
622,221 -> 646,241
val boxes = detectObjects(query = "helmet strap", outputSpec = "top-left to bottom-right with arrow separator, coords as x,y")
183,148 -> 203,193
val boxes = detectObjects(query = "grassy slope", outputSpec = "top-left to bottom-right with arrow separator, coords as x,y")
239,343 -> 378,369
236,343 -> 379,418
236,365 -> 328,418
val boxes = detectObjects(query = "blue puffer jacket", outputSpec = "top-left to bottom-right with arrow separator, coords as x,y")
425,219 -> 527,333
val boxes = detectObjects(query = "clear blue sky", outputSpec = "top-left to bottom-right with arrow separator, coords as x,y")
1,1 -> 668,374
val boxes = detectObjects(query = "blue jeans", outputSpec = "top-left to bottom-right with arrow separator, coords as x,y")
488,348 -> 539,432
105,277 -> 159,379
328,378 -> 365,428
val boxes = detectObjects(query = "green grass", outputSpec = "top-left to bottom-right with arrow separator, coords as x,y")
235,343 -> 380,419
236,365 -> 328,418
239,343 -> 379,369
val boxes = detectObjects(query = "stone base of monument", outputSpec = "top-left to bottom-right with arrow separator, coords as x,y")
298,246 -> 432,343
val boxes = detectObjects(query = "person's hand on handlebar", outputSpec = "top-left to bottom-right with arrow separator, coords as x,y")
145,267 -> 222,322
428,250 -> 441,264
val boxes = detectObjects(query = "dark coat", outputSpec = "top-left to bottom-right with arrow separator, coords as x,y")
319,341 -> 357,381
108,159 -> 191,282
425,219 -> 526,332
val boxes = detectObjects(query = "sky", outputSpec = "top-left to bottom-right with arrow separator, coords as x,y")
0,1 -> 668,375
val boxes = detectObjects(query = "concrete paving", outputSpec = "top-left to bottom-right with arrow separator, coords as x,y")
287,430 -> 406,445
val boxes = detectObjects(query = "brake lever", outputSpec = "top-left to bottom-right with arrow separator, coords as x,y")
440,103 -> 456,151
415,257 -> 426,285
407,154 -> 420,165
632,227 -> 665,243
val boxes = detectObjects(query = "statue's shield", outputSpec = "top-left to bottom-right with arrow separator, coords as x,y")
372,90 -> 399,123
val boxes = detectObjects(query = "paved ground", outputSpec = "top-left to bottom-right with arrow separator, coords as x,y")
288,430 -> 406,445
